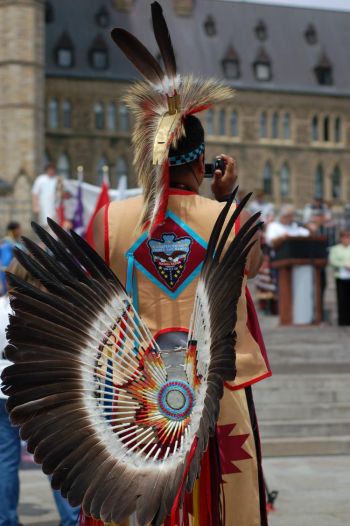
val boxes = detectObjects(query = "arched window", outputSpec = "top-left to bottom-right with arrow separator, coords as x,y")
57,153 -> 70,178
335,117 -> 342,143
272,112 -> 279,139
331,166 -> 341,200
94,102 -> 105,130
283,113 -> 290,140
97,156 -> 108,185
314,165 -> 324,198
305,24 -> 317,45
62,100 -> 72,128
204,15 -> 216,36
206,109 -> 214,135
221,46 -> 240,80
55,32 -> 74,68
48,98 -> 58,129
255,20 -> 268,41
118,103 -> 129,131
253,47 -> 272,81
107,102 -> 116,130
280,163 -> 290,198
230,111 -> 238,137
260,111 -> 267,138
89,34 -> 109,70
323,116 -> 329,142
219,109 -> 226,135
312,115 -> 319,141
263,162 -> 273,196
95,6 -> 110,28
315,52 -> 333,86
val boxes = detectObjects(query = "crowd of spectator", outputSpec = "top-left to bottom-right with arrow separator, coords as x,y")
248,191 -> 350,326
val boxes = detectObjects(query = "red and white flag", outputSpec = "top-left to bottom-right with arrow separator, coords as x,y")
85,176 -> 110,248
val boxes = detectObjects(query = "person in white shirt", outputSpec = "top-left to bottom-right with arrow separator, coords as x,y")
329,230 -> 350,326
32,163 -> 58,227
265,205 -> 314,324
265,204 -> 310,248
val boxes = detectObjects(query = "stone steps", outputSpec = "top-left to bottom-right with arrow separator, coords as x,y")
257,402 -> 350,421
261,436 -> 350,457
252,315 -> 350,455
259,418 -> 350,438
254,374 -> 350,404
271,363 -> 350,374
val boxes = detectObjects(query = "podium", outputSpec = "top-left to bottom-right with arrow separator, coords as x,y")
271,236 -> 327,325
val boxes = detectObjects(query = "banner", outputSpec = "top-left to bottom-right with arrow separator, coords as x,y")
63,178 -> 142,231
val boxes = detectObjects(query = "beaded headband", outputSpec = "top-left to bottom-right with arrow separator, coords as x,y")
168,143 -> 205,167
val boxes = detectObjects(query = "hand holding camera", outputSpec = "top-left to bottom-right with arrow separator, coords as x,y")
209,154 -> 238,201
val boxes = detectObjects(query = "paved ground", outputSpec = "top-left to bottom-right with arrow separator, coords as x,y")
265,456 -> 350,526
19,455 -> 350,526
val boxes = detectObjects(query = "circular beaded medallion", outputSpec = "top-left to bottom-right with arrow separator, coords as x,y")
158,380 -> 195,421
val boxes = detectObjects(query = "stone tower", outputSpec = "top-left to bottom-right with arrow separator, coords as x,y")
0,0 -> 45,229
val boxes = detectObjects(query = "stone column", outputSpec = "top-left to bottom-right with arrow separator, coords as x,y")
0,0 -> 45,188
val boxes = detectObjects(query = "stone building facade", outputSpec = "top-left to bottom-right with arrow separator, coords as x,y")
2,0 -> 350,231
0,0 -> 45,228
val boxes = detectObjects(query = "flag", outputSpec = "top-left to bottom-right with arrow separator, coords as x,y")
72,178 -> 85,236
56,177 -> 65,227
85,181 -> 110,248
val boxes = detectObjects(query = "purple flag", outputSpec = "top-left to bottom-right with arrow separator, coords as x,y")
72,181 -> 85,236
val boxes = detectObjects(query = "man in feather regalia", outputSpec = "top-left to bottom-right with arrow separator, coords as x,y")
1,3 -> 271,526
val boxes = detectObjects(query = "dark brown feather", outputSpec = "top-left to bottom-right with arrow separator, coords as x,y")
103,473 -> 138,524
136,470 -> 171,525
151,2 -> 177,83
111,28 -> 164,86
40,427 -> 99,475
20,401 -> 82,442
65,449 -> 111,504
52,438 -> 105,491
6,383 -> 82,412
34,421 -> 96,465
9,392 -> 81,426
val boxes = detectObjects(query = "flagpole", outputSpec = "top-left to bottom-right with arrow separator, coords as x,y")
77,164 -> 84,182
72,165 -> 85,236
102,165 -> 110,186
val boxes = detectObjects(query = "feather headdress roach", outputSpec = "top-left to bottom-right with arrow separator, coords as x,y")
2,192 -> 261,526
111,2 -> 234,233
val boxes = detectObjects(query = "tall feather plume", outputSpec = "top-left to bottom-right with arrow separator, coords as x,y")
111,3 -> 235,233
111,28 -> 164,89
151,2 -> 178,94
123,77 -> 235,229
